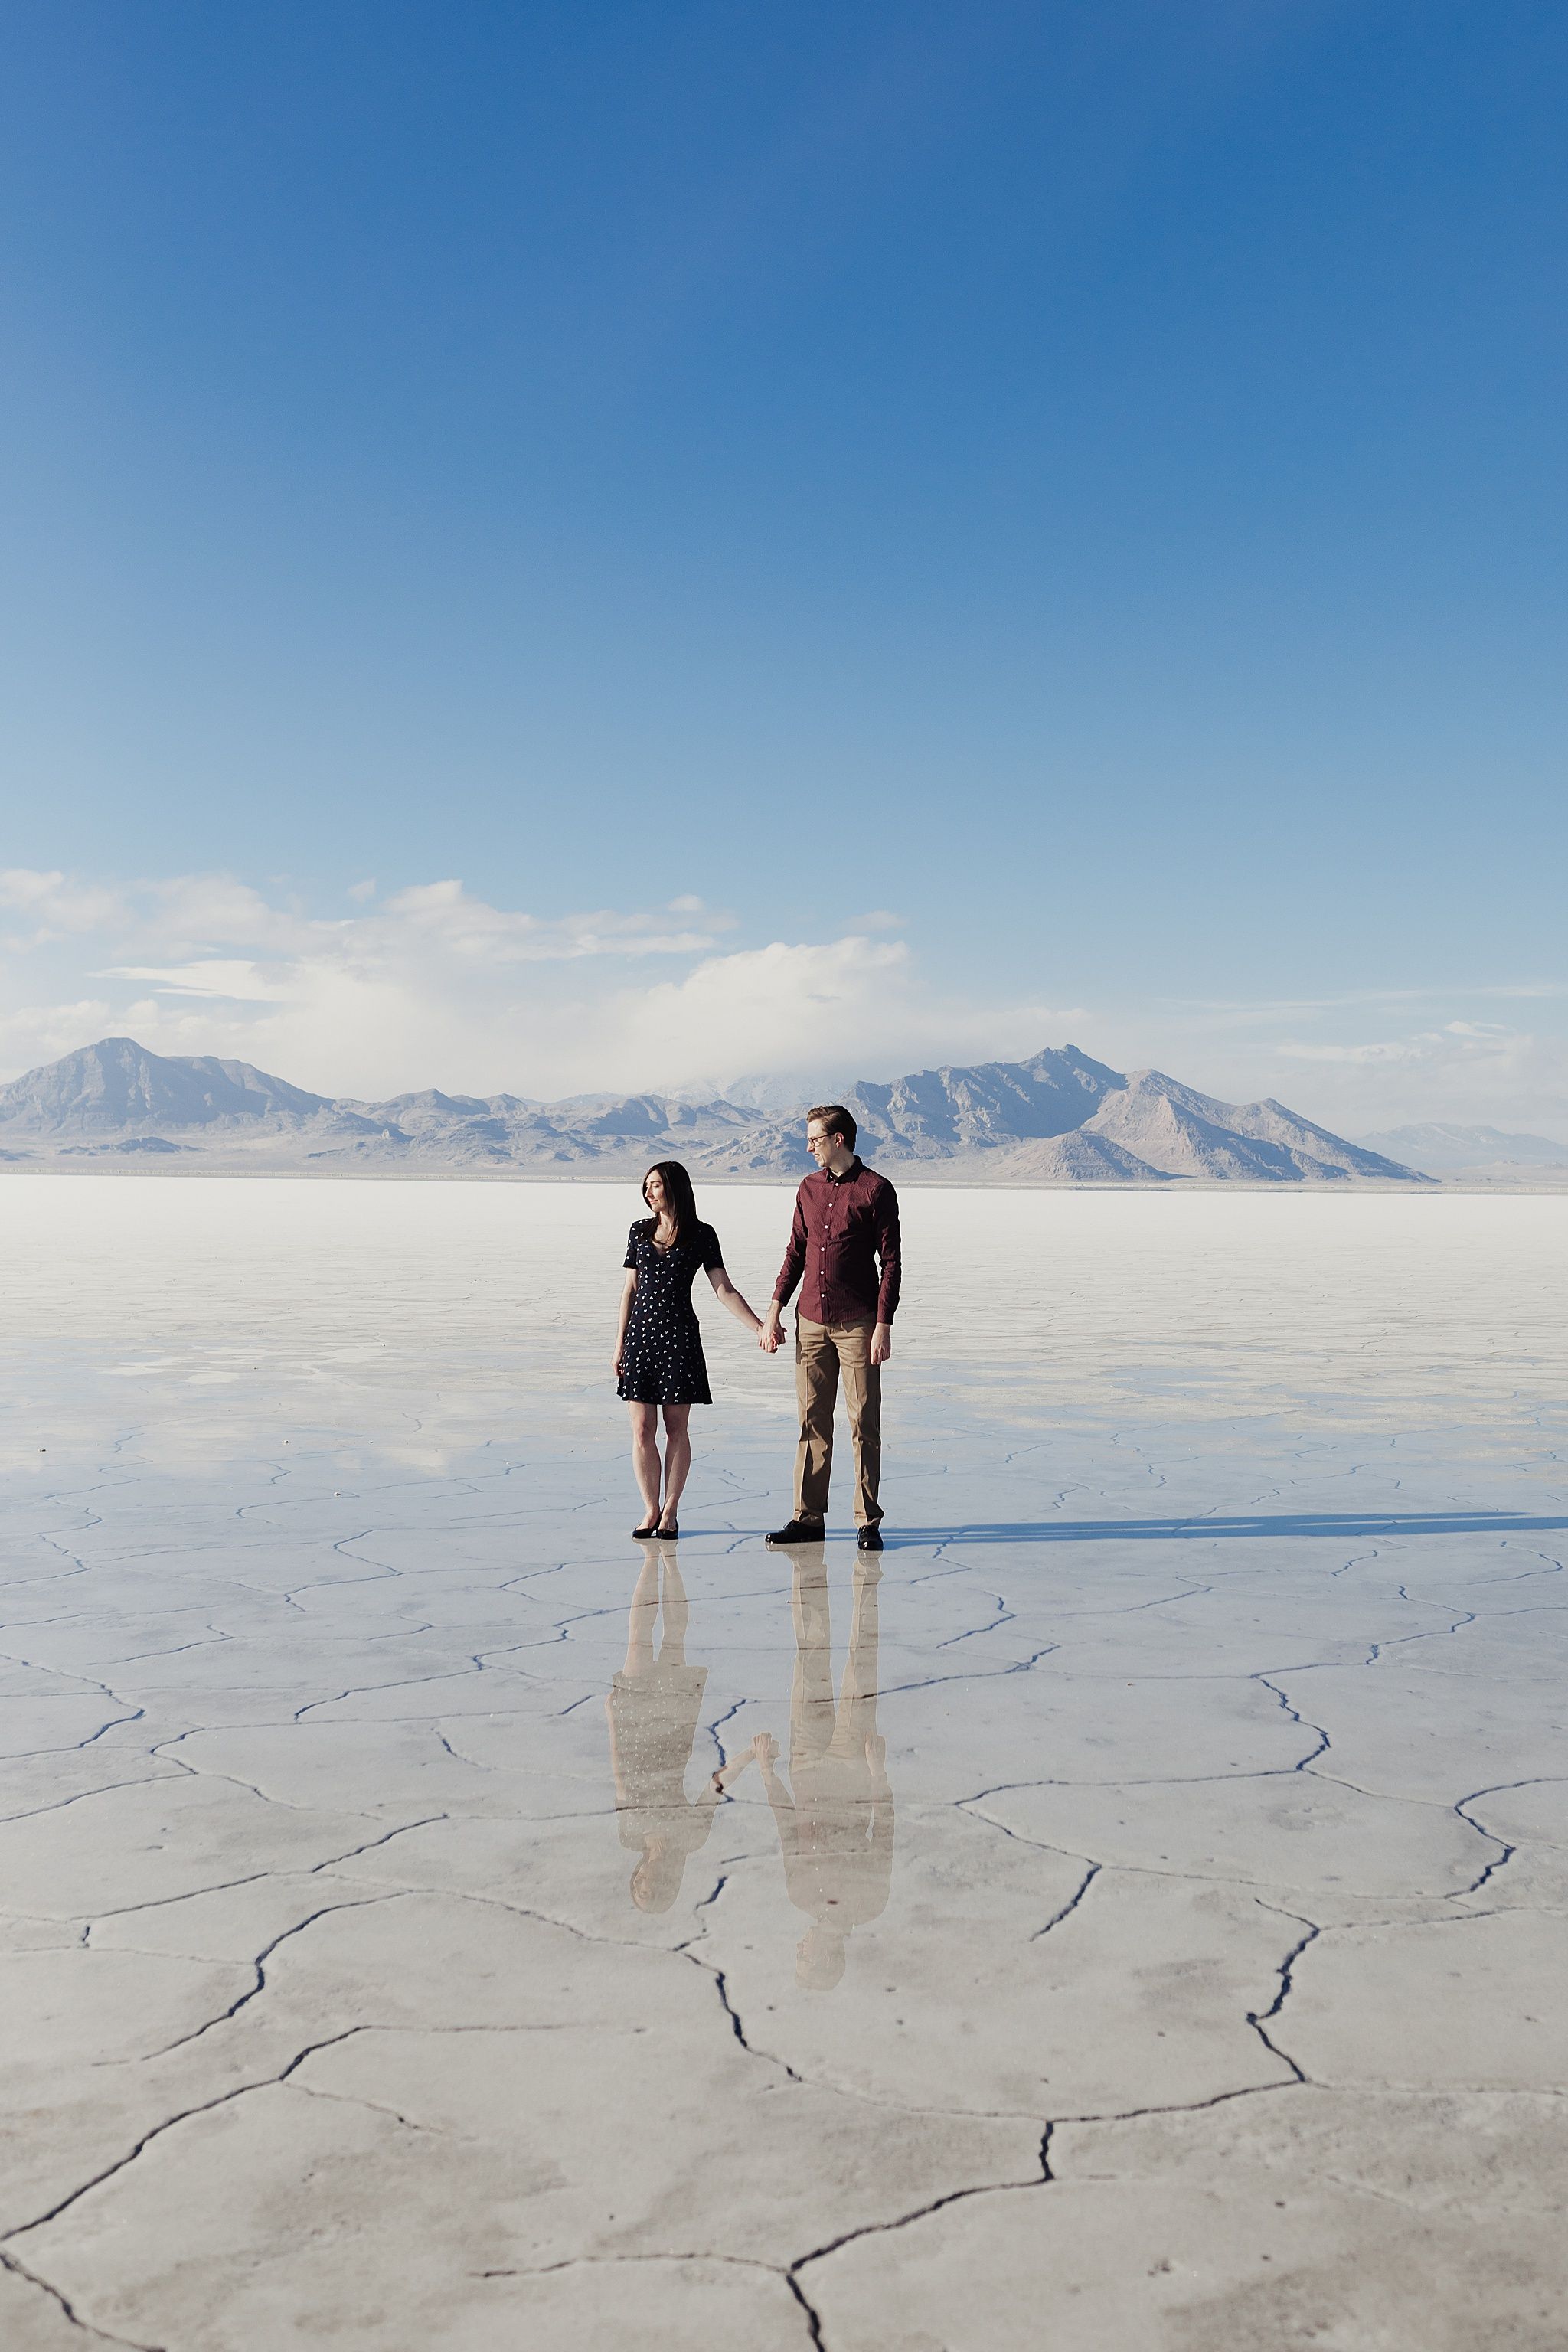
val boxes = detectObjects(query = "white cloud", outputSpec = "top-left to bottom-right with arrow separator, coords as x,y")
374,880 -> 732,964
1063,983 -> 1568,1140
98,961 -> 292,1002
607,936 -> 912,1086
142,874 -> 314,954
5,864 -> 1566,1131
1265,1019 -> 1568,1135
0,868 -> 123,939
0,998 -> 117,1070
0,866 -> 1063,1098
588,939 -> 1081,1096
1086,1011 -> 1562,1139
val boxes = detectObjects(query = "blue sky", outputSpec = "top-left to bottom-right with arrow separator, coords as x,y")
2,2 -> 1564,1125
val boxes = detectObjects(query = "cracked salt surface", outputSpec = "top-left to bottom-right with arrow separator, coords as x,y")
2,1178 -> 1566,2349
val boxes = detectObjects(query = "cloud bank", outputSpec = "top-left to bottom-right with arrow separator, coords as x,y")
3,867 -> 1566,1135
0,868 -> 1067,1100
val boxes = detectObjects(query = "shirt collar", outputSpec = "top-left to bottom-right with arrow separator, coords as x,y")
825,1156 -> 862,1184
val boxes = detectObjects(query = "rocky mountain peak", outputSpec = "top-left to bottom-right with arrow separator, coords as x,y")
0,1037 -> 1432,1183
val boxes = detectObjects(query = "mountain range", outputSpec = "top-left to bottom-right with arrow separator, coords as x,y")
0,1037 -> 1430,1184
1354,1122 -> 1568,1175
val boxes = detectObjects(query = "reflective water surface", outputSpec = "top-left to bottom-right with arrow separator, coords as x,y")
2,1178 -> 1566,2349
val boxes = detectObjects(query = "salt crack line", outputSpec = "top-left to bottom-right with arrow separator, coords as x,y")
1243,1899 -> 1321,2082
1031,1860 -> 1101,1941
786,2127 -> 1056,2341
116,1890 -> 407,2063
0,2246 -> 163,2350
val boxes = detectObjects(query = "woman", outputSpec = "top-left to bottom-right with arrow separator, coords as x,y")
614,1160 -> 764,1537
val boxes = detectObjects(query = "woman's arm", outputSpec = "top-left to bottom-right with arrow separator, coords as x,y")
613,1269 -> 637,1375
707,1264 -> 764,1335
698,1748 -> 756,1808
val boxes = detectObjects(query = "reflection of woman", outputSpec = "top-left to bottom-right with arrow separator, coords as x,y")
613,1160 -> 766,1539
606,1544 -> 751,1913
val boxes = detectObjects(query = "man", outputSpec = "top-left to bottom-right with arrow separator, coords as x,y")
760,1103 -> 900,1550
748,1549 -> 893,1988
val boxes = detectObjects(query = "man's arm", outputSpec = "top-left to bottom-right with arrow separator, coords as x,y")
857,1792 -> 896,1918
761,1184 -> 808,1353
752,1733 -> 801,1851
870,1178 -> 900,1365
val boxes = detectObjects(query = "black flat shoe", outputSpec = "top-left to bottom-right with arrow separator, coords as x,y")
656,1521 -> 679,1540
766,1517 -> 825,1546
858,1524 -> 884,1551
633,1521 -> 661,1538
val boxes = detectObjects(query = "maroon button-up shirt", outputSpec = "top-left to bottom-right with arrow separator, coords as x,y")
773,1160 -> 901,1327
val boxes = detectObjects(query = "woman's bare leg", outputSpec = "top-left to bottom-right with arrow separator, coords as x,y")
657,1550 -> 689,1663
659,1404 -> 692,1524
628,1403 -> 662,1524
624,1553 -> 661,1673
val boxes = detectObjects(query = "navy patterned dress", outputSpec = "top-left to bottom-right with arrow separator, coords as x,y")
618,1220 -> 725,1405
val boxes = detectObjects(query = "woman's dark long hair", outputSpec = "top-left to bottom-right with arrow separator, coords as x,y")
642,1159 -> 699,1242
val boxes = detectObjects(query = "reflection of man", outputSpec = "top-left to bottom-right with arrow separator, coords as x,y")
750,1553 -> 893,1989
760,1104 -> 900,1550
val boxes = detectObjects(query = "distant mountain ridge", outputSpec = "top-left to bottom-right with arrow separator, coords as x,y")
0,1036 -> 1429,1184
1357,1122 -> 1568,1174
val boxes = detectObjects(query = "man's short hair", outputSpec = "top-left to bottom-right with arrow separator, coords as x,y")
807,1102 -> 857,1150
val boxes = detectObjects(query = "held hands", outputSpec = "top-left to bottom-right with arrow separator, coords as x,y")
710,1750 -> 756,1795
756,1310 -> 889,1360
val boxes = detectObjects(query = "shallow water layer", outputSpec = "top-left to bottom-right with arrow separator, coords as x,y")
2,1178 -> 1566,2350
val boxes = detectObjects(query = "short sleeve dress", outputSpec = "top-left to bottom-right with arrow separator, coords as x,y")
606,1659 -> 713,1859
617,1219 -> 725,1405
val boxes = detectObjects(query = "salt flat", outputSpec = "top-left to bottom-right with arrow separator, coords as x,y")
1,1176 -> 1565,2350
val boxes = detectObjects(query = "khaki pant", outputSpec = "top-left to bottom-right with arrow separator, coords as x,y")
794,1315 -> 882,1527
